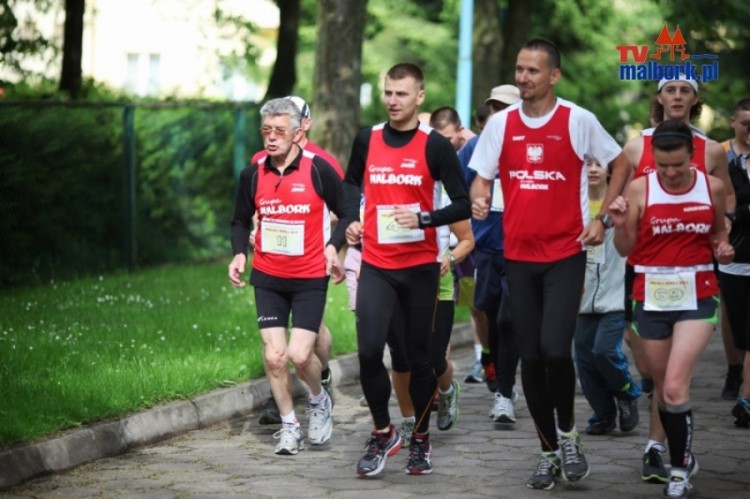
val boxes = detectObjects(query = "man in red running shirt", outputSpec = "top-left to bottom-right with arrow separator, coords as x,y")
343,62 -> 470,477
469,38 -> 630,490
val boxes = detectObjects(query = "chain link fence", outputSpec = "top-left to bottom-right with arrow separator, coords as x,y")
0,100 -> 261,289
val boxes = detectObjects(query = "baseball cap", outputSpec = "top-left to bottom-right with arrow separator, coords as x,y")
484,85 -> 521,106
287,95 -> 312,119
657,73 -> 698,93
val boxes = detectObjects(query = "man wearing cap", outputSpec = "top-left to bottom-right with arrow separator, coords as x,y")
458,84 -> 523,423
249,96 -> 344,426
469,38 -> 631,490
621,74 -> 735,484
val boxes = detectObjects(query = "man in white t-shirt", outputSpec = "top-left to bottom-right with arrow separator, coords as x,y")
469,37 -> 630,491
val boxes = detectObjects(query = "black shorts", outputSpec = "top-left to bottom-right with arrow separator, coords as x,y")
251,269 -> 328,333
631,297 -> 719,340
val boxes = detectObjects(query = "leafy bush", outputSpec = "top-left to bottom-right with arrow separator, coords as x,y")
0,101 -> 261,288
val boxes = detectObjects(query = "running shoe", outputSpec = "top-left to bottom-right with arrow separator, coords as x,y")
663,454 -> 698,498
359,395 -> 368,407
618,398 -> 639,432
398,418 -> 415,449
558,430 -> 589,482
642,445 -> 669,483
405,434 -> 433,475
526,452 -> 561,490
356,424 -> 402,477
585,418 -> 616,435
306,394 -> 332,445
492,392 -> 516,423
321,368 -> 335,408
258,397 -> 281,425
464,359 -> 484,383
437,380 -> 460,430
273,425 -> 304,455
732,397 -> 750,428
489,390 -> 518,419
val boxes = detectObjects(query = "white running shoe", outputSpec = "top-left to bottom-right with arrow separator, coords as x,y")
273,425 -> 304,455
493,393 -> 517,423
489,390 -> 518,419
306,393 -> 333,445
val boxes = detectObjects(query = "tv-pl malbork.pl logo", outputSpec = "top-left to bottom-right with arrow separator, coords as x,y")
617,22 -> 719,83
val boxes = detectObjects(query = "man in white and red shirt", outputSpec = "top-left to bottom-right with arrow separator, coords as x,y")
229,98 -> 348,456
343,62 -> 470,477
469,38 -> 630,490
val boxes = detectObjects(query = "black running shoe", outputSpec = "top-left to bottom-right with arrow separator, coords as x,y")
258,397 -> 281,425
405,434 -> 433,475
526,452 -> 561,490
585,418 -> 616,435
642,446 -> 669,483
618,398 -> 639,432
356,424 -> 402,477
732,398 -> 750,428
558,431 -> 589,482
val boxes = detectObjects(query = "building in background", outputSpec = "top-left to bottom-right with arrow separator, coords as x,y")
3,0 -> 280,100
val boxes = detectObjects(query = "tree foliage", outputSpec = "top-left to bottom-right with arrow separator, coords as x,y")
0,0 -> 57,83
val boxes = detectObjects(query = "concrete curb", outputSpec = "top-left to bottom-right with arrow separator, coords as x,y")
0,323 -> 473,490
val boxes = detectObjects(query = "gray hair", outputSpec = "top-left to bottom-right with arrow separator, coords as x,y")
259,98 -> 302,130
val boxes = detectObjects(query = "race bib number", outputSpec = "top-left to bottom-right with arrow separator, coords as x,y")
490,178 -> 504,212
376,204 -> 424,244
586,242 -> 605,264
261,220 -> 304,256
644,272 -> 697,311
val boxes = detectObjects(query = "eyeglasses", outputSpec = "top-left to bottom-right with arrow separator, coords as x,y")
260,126 -> 296,138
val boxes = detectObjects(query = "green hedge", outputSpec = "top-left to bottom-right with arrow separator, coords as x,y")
0,102 -> 261,288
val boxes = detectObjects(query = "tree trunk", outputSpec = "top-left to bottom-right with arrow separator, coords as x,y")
264,0 -> 301,99
471,0 -> 503,110
59,0 -> 85,99
498,0 -> 533,85
312,0 -> 368,168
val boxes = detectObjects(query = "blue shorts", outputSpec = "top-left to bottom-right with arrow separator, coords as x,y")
473,249 -> 508,312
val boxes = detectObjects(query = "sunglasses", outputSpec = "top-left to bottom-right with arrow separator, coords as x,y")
260,126 -> 297,138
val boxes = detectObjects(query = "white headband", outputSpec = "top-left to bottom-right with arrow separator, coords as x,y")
657,75 -> 698,93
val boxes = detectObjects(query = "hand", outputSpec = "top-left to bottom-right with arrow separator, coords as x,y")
713,239 -> 735,265
471,195 -> 491,220
345,221 -> 363,246
228,254 -> 247,288
440,255 -> 450,276
579,220 -> 604,245
608,195 -> 629,228
325,245 -> 345,284
393,207 -> 419,229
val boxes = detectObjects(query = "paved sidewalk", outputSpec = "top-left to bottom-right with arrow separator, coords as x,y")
3,325 -> 750,498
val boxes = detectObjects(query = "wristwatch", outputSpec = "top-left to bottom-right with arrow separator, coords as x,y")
595,214 -> 614,229
418,211 -> 432,229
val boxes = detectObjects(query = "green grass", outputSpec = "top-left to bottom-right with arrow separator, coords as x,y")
0,259 -> 467,448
